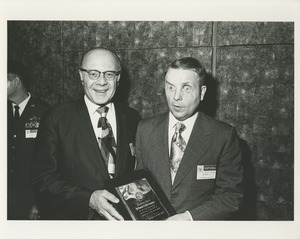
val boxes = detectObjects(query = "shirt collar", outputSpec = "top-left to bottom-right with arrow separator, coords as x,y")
84,95 -> 113,116
169,111 -> 199,130
12,92 -> 31,111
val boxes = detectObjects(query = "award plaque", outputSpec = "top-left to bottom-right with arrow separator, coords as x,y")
105,169 -> 176,220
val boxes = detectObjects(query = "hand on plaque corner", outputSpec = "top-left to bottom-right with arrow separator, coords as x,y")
29,203 -> 40,220
89,189 -> 124,221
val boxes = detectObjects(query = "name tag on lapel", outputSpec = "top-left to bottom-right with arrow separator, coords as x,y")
25,129 -> 38,138
197,165 -> 216,180
129,142 -> 136,156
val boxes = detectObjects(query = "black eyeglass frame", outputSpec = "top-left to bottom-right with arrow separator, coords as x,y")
80,68 -> 121,80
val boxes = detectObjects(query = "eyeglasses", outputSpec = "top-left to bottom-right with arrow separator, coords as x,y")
80,68 -> 121,81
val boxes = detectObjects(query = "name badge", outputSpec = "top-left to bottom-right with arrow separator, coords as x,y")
25,129 -> 38,138
129,142 -> 136,156
197,165 -> 216,180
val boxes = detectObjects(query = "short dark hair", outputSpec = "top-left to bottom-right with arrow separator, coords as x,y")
7,60 -> 30,90
168,57 -> 207,85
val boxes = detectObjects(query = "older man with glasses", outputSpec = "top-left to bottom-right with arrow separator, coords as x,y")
31,48 -> 140,220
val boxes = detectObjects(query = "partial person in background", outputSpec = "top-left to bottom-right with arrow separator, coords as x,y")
136,57 -> 243,220
31,48 -> 141,220
7,60 -> 50,220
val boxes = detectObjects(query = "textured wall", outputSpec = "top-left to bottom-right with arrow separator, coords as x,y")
7,21 -> 294,220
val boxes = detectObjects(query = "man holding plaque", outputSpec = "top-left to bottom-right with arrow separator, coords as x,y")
31,48 -> 140,220
136,57 -> 243,220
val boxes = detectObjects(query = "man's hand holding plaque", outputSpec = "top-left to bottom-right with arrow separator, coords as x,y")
89,189 -> 124,220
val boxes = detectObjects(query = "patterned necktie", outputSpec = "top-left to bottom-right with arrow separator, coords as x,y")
170,122 -> 186,184
96,106 -> 116,178
14,105 -> 20,122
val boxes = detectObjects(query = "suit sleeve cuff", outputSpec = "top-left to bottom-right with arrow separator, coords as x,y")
185,211 -> 193,221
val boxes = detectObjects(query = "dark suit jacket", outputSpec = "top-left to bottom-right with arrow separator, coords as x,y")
136,111 -> 243,220
7,97 -> 50,219
31,98 -> 140,219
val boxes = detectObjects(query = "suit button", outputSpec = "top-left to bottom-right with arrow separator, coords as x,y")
170,192 -> 179,204
12,157 -> 15,160
12,146 -> 15,149
10,169 -> 14,173
171,192 -> 179,198
13,135 -> 17,138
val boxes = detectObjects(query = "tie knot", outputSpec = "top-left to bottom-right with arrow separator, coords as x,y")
175,122 -> 186,133
14,105 -> 20,110
97,106 -> 109,117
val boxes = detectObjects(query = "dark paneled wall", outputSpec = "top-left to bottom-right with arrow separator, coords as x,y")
7,21 -> 294,220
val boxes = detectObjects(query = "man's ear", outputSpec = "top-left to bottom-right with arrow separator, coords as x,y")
116,75 -> 121,86
12,74 -> 21,88
200,85 -> 207,101
79,70 -> 84,85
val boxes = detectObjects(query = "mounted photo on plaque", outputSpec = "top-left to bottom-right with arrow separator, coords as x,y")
105,169 -> 176,220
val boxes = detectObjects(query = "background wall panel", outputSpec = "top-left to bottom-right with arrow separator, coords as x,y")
216,22 -> 294,45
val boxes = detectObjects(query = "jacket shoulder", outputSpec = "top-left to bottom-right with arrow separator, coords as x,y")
115,102 -> 141,119
29,97 -> 51,110
138,112 -> 168,129
41,100 -> 81,122
199,112 -> 237,135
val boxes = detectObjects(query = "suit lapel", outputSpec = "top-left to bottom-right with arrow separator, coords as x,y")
16,97 -> 35,128
114,103 -> 126,177
8,97 -> 35,127
7,101 -> 14,134
75,99 -> 110,179
150,113 -> 172,198
172,112 -> 212,190
7,101 -> 13,120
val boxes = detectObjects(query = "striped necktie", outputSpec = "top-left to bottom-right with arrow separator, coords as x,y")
170,122 -> 186,183
96,106 -> 116,178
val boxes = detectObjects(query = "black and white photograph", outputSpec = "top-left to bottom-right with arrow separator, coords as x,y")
1,0 -> 299,239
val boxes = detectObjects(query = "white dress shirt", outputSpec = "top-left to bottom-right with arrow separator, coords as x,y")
84,95 -> 117,142
12,93 -> 31,116
168,111 -> 198,221
168,111 -> 198,156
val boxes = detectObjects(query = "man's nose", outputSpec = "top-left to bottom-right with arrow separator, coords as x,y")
96,73 -> 107,85
173,89 -> 182,101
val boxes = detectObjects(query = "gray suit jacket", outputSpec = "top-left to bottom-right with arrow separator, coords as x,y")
136,111 -> 243,220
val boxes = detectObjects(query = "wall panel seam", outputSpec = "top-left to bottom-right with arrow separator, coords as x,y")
211,21 -> 217,78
